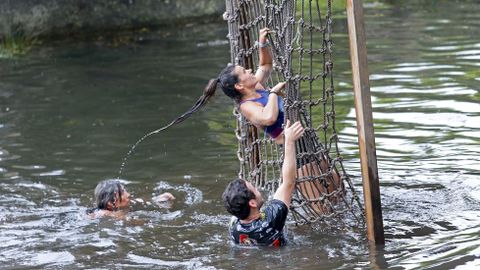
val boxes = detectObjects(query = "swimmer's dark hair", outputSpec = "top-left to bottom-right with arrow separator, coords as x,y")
93,179 -> 125,210
222,178 -> 255,220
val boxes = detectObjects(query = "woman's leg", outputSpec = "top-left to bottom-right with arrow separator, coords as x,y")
296,157 -> 344,214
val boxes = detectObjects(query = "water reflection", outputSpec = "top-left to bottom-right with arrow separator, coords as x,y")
0,0 -> 479,268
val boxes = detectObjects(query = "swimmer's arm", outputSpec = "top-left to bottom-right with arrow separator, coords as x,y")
256,28 -> 273,86
273,121 -> 304,208
155,192 -> 175,202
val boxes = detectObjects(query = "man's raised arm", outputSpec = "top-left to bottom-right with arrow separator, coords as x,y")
273,120 -> 304,208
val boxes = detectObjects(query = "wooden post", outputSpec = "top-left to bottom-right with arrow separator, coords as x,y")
346,0 -> 385,245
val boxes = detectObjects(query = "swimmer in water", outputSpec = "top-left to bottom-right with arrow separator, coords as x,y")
86,179 -> 175,218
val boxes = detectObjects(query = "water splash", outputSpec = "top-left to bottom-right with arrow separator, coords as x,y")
154,181 -> 203,205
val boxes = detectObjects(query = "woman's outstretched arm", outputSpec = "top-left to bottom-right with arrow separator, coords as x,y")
255,28 -> 273,87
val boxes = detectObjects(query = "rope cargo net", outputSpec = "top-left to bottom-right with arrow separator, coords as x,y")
224,0 -> 364,226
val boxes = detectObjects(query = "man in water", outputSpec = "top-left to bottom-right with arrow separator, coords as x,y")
222,120 -> 304,246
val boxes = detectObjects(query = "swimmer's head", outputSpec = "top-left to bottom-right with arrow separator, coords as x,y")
94,179 -> 131,211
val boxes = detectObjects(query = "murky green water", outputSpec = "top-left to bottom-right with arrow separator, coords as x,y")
1,1 -> 479,269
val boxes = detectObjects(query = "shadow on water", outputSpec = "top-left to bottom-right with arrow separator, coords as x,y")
0,0 -> 480,268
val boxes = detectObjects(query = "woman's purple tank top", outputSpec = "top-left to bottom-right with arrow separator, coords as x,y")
240,90 -> 284,138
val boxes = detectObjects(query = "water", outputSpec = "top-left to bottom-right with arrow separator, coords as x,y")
117,85 -> 213,177
1,1 -> 479,268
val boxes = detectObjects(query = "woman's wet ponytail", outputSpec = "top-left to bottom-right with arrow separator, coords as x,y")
117,76 -> 223,176
118,66 -> 240,172
204,78 -> 220,98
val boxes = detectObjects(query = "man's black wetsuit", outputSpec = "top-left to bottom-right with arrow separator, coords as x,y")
228,199 -> 288,247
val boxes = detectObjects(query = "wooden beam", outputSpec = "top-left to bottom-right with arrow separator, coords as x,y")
346,0 -> 385,245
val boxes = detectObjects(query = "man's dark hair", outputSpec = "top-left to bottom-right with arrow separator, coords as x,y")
222,178 -> 255,220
